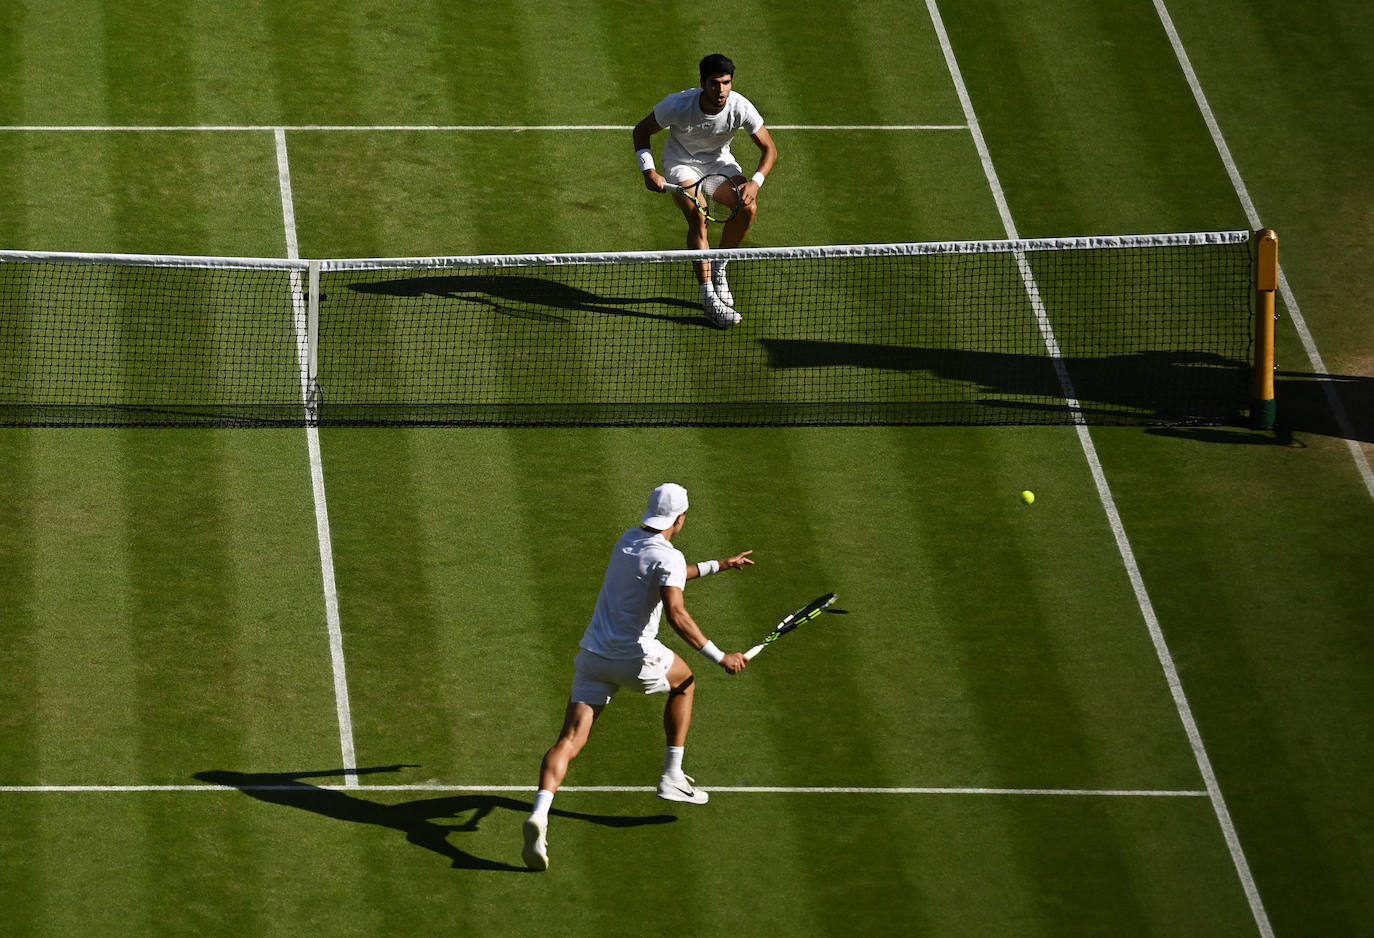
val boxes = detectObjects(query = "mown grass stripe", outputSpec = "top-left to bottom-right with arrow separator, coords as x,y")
0,2 -> 21,125
0,315 -> 38,791
16,0 -> 102,128
319,431 -> 446,767
0,430 -> 39,938
893,428 -> 1154,925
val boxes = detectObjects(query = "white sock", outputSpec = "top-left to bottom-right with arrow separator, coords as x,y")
531,788 -> 554,820
664,746 -> 685,777
712,259 -> 729,285
699,281 -> 718,303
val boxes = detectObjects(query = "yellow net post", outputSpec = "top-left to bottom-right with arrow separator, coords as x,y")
1251,228 -> 1278,429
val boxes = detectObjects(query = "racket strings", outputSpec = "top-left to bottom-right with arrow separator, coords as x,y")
699,175 -> 739,221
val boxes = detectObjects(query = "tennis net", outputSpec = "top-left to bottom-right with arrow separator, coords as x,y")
0,231 -> 1258,427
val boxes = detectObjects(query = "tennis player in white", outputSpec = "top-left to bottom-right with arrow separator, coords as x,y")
632,54 -> 778,328
522,483 -> 753,871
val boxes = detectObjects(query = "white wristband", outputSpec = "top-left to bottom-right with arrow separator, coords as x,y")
699,641 -> 726,664
751,171 -> 766,187
697,559 -> 719,577
636,148 -> 655,172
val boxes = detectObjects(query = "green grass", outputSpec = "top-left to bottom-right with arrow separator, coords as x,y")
0,431 -> 338,783
5,788 -> 1260,936
2,1 -> 1372,936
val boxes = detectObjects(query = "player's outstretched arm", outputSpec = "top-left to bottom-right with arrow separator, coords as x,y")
661,585 -> 748,675
688,549 -> 754,580
632,112 -> 667,192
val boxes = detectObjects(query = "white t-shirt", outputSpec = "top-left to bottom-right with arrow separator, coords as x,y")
653,88 -> 765,167
579,527 -> 688,660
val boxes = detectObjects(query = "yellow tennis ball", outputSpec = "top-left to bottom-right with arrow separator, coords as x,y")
1020,490 -> 1035,505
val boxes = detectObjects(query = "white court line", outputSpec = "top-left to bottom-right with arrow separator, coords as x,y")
0,784 -> 1207,796
0,123 -> 965,132
274,128 -> 359,789
1152,0 -> 1373,503
924,3 -> 1274,936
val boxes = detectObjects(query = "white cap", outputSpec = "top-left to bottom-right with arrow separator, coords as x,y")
641,483 -> 689,529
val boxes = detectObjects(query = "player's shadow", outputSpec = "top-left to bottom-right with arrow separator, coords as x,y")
194,766 -> 675,873
346,275 -> 708,327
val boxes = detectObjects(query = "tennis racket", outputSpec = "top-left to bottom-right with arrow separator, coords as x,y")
743,593 -> 838,660
665,173 -> 741,223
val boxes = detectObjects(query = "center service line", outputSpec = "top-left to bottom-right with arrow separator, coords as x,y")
274,128 -> 360,788
923,3 -> 1274,936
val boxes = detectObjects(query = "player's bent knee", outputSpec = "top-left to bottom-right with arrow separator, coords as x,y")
668,674 -> 695,697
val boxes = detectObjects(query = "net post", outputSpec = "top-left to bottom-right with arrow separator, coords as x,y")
1250,229 -> 1277,429
307,260 -> 321,410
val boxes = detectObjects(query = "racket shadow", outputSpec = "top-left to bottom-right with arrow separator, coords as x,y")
193,766 -> 675,873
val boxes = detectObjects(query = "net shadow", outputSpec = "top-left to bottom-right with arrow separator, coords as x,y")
761,339 -> 1249,424
193,766 -> 675,872
1272,371 -> 1374,444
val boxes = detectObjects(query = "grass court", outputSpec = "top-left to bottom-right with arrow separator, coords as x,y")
1,1 -> 1372,935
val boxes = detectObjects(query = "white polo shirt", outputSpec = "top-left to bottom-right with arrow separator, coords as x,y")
653,88 -> 765,168
579,527 -> 688,660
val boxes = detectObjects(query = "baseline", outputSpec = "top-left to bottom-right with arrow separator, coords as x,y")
0,784 -> 1208,796
0,123 -> 966,132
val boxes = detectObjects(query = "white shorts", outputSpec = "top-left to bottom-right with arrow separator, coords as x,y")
569,643 -> 675,705
664,156 -> 745,187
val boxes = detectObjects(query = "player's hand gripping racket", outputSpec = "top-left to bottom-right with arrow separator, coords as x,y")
743,593 -> 838,660
664,173 -> 741,223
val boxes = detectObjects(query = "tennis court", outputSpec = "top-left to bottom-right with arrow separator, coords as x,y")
2,1 -> 1372,935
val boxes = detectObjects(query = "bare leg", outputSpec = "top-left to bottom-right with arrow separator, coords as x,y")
663,653 -> 695,748
656,654 -> 710,804
538,701 -> 603,793
673,191 -> 713,284
527,700 -> 603,870
710,180 -> 754,315
719,181 -> 758,250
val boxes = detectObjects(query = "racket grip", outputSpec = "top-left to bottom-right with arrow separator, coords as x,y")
743,643 -> 764,661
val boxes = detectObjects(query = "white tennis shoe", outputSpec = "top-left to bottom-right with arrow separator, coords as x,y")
657,772 -> 710,804
522,816 -> 549,871
704,295 -> 741,329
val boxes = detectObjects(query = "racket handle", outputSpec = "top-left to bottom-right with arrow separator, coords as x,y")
743,643 -> 764,661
